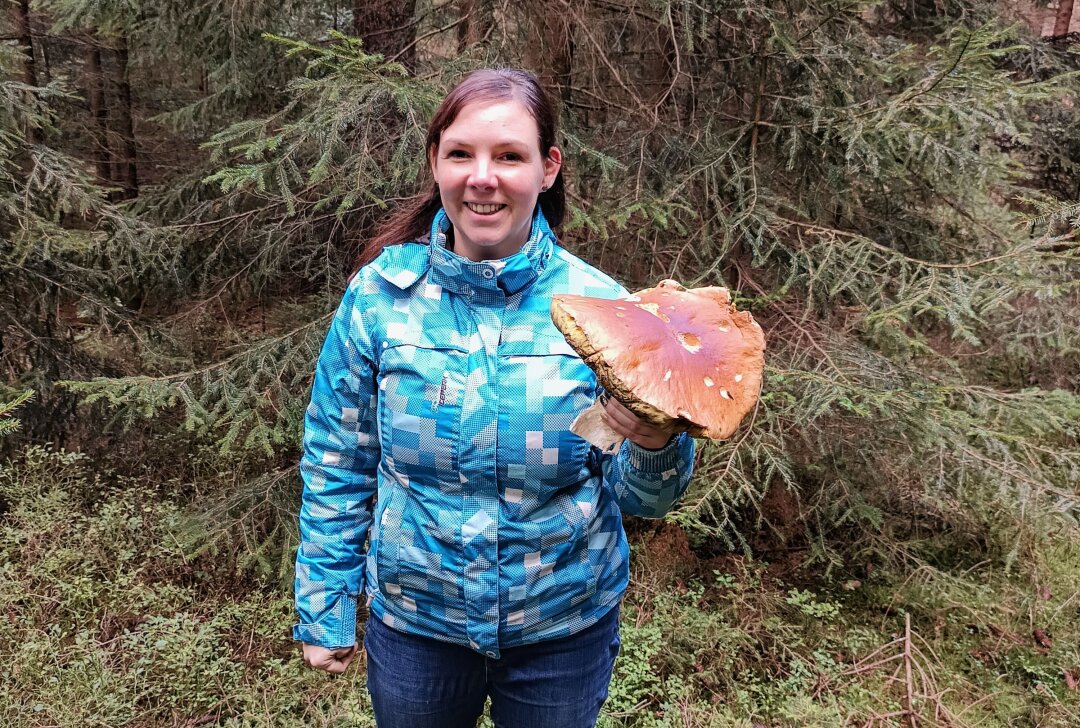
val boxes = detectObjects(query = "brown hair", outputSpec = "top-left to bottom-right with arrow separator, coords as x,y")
355,68 -> 565,268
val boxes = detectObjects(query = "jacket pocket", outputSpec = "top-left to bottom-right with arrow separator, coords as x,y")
394,541 -> 467,626
373,481 -> 467,625
496,336 -> 596,498
377,334 -> 468,491
370,481 -> 406,606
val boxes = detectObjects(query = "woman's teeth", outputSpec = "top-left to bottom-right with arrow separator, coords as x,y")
466,203 -> 505,215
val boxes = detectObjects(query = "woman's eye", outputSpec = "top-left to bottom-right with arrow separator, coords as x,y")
501,153 -> 523,161
447,150 -> 469,158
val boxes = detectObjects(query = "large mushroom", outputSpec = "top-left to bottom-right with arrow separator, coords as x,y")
551,279 -> 765,451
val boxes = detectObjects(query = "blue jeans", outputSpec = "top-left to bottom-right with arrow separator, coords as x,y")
364,606 -> 621,728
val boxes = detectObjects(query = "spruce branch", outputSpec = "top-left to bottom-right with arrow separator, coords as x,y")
0,390 -> 33,438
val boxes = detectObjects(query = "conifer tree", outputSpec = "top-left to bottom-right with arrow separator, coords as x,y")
1053,0 -> 1075,36
111,31 -> 137,199
1,0 -> 1077,565
0,390 -> 32,438
352,0 -> 418,69
82,32 -> 111,186
12,0 -> 37,143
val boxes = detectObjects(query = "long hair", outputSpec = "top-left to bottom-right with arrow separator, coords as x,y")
355,68 -> 565,268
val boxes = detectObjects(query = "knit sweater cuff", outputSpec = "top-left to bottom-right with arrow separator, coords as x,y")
624,432 -> 687,472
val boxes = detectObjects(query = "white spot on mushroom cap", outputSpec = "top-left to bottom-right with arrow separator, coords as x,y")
704,377 -> 714,387
663,370 -> 672,381
734,373 -> 743,383
623,295 -> 641,302
719,389 -> 733,400
635,302 -> 670,322
676,331 -> 702,353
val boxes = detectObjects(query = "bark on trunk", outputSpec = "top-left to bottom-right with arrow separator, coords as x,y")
84,35 -> 112,185
457,0 -> 494,50
352,0 -> 419,70
113,34 -> 139,200
15,0 -> 37,87
1054,0 -> 1075,36
39,22 -> 52,85
525,4 -> 574,111
14,0 -> 38,144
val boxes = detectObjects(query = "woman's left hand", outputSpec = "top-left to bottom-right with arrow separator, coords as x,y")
601,396 -> 672,450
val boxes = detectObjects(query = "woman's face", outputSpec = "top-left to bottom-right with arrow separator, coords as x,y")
430,99 -> 561,261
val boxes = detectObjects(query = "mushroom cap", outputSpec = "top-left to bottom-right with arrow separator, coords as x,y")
551,279 -> 765,440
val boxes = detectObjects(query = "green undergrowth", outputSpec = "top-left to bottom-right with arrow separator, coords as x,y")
604,524 -> 1080,727
1,447 -> 1077,727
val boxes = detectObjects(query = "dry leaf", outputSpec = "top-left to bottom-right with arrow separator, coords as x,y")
1033,628 -> 1053,649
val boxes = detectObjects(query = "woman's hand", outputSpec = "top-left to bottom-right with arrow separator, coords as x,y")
302,643 -> 358,674
601,396 -> 672,450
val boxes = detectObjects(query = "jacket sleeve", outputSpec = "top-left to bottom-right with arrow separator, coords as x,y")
292,281 -> 380,649
602,432 -> 695,518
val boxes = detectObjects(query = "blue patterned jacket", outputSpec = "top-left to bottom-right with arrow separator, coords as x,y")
293,208 -> 695,657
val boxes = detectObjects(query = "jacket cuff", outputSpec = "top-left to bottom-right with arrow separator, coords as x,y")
292,592 -> 358,648
623,432 -> 688,472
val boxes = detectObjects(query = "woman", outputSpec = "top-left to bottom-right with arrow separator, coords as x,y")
294,68 -> 695,728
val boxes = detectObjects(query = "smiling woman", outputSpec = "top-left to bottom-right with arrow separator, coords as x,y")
431,101 -> 562,261
357,68 -> 569,266
293,68 -> 696,728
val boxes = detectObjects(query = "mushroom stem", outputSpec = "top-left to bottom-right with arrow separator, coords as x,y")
570,399 -> 625,454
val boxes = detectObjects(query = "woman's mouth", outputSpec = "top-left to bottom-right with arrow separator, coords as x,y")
465,202 -> 506,216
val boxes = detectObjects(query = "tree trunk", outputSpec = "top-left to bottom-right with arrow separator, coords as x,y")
113,34 -> 139,200
84,35 -> 112,186
38,17 -> 52,85
525,3 -> 574,111
14,0 -> 37,144
15,0 -> 37,87
1054,0 -> 1075,36
457,0 -> 494,51
352,0 -> 419,70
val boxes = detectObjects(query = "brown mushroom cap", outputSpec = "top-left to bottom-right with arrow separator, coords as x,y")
551,279 -> 766,440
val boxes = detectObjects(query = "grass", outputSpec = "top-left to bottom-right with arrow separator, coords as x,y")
0,446 -> 1077,727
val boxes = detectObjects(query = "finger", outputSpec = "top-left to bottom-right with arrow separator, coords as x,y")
308,653 -> 334,670
601,409 -> 643,440
331,645 -> 357,660
601,398 -> 671,448
303,644 -> 350,671
325,658 -> 349,675
599,396 -> 632,427
333,646 -> 357,669
601,398 -> 652,436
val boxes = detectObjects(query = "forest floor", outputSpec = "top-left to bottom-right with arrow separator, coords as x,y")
1,445 -> 1077,727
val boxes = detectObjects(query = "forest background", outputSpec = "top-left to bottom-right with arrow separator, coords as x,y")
2,0 -> 1079,725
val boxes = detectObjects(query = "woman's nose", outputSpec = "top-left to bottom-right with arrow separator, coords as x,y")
468,158 -> 496,189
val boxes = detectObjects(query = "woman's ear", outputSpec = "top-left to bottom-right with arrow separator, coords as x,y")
543,146 -> 562,188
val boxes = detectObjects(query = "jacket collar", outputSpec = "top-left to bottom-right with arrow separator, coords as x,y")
426,207 -> 554,296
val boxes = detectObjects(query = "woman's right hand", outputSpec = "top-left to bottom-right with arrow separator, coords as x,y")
302,642 -> 358,674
